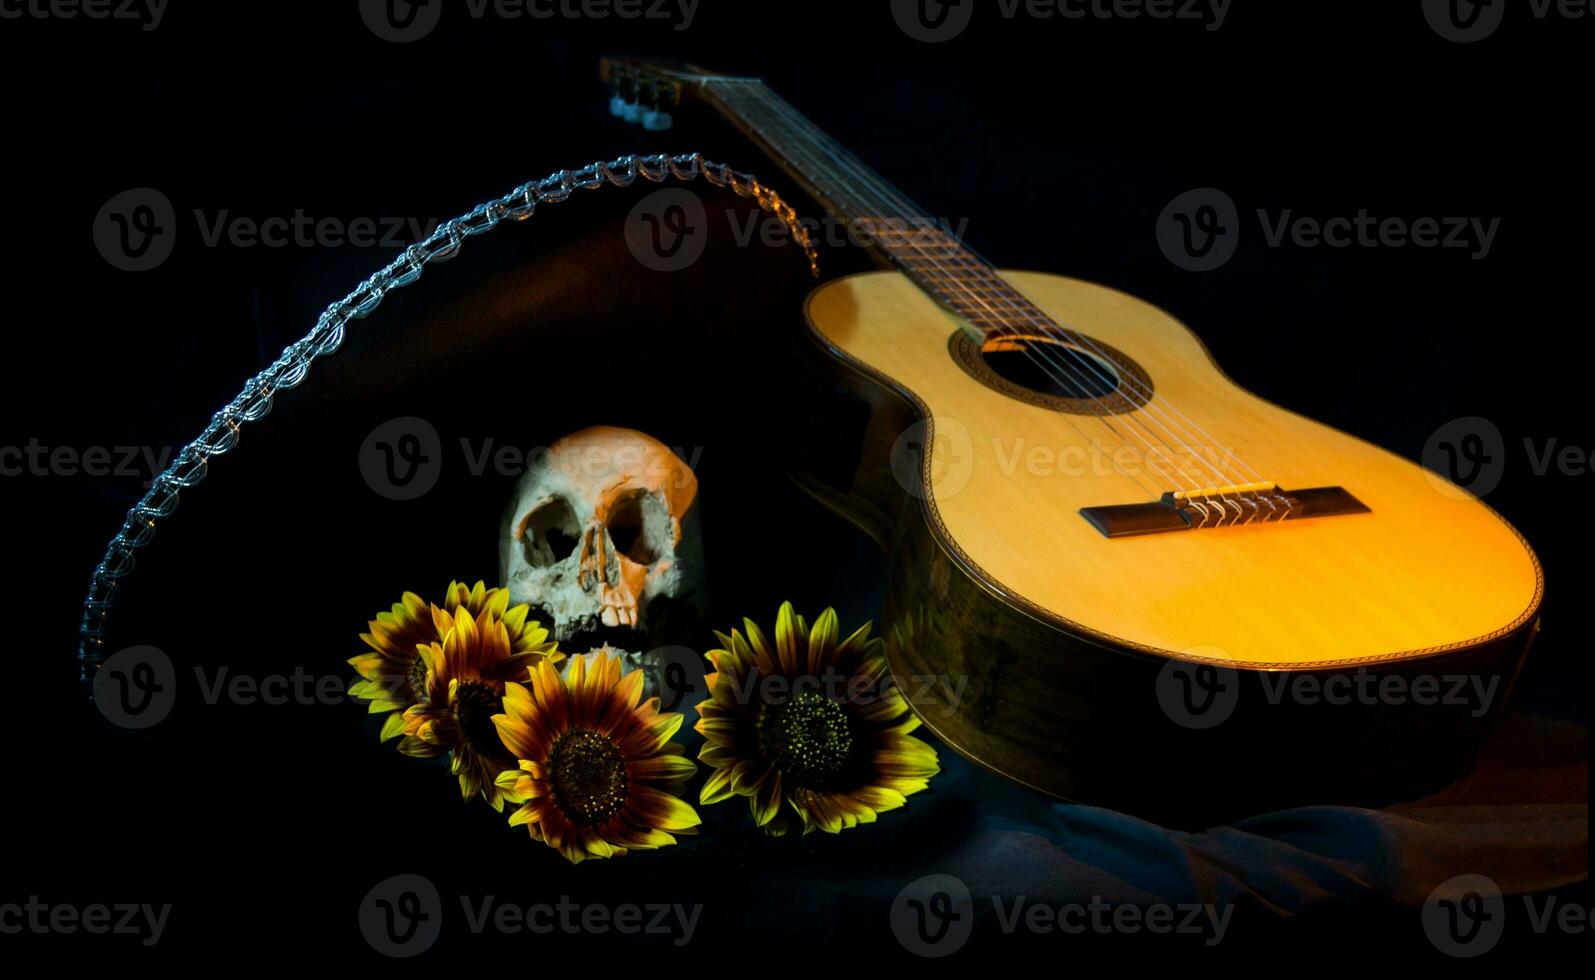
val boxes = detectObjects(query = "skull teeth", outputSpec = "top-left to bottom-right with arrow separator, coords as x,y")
601,603 -> 638,628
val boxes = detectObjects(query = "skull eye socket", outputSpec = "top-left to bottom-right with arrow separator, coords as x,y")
606,489 -> 669,565
520,497 -> 581,568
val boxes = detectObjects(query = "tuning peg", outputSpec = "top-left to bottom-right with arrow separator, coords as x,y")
622,101 -> 645,123
642,108 -> 673,131
609,94 -> 629,117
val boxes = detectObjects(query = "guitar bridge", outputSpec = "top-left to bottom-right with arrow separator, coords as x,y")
1080,483 -> 1369,538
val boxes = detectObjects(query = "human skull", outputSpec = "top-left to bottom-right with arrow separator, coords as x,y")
501,426 -> 702,644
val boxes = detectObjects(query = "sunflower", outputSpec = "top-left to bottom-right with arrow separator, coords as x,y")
348,581 -> 559,740
492,652 -> 700,863
395,603 -> 562,810
695,602 -> 940,835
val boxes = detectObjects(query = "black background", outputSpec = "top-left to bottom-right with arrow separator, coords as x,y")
2,0 -> 1590,966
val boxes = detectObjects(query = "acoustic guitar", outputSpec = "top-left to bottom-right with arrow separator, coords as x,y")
603,58 -> 1543,821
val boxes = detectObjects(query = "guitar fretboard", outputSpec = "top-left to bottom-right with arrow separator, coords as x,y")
706,79 -> 1051,339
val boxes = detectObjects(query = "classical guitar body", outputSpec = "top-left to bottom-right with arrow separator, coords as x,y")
602,57 -> 1543,821
795,270 -> 1542,821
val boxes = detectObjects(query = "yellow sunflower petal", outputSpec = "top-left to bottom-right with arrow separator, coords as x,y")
807,607 -> 839,673
834,619 -> 877,660
730,758 -> 772,796
379,712 -> 408,741
774,601 -> 800,674
699,766 -> 737,805
502,602 -> 528,633
485,588 -> 510,620
741,619 -> 777,674
750,770 -> 784,826
397,735 -> 441,758
629,787 -> 702,832
429,603 -> 456,640
613,668 -> 645,709
849,785 -> 909,812
628,753 -> 696,782
492,714 -> 539,761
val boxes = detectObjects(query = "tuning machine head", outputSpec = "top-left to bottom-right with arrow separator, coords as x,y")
606,64 -> 680,131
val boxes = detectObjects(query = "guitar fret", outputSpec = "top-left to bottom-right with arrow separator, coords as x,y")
710,79 -> 1060,339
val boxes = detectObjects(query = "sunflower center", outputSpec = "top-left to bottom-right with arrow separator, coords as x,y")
759,689 -> 854,787
548,729 -> 627,825
452,681 -> 505,758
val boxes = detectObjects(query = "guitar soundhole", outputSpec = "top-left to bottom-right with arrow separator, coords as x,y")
985,336 -> 1118,399
948,331 -> 1153,416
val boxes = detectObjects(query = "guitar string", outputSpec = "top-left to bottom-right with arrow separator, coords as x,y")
731,82 -> 1277,507
733,83 -> 1213,494
725,83 -> 1199,501
721,84 -> 1182,500
773,93 -> 1274,494
729,84 -> 1242,500
739,82 -> 1262,495
733,82 -> 1374,550
639,71 -> 1276,507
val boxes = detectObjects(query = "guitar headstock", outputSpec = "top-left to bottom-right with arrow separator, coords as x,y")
599,56 -> 758,131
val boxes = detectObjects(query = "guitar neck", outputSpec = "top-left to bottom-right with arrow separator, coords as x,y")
700,78 -> 1030,337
